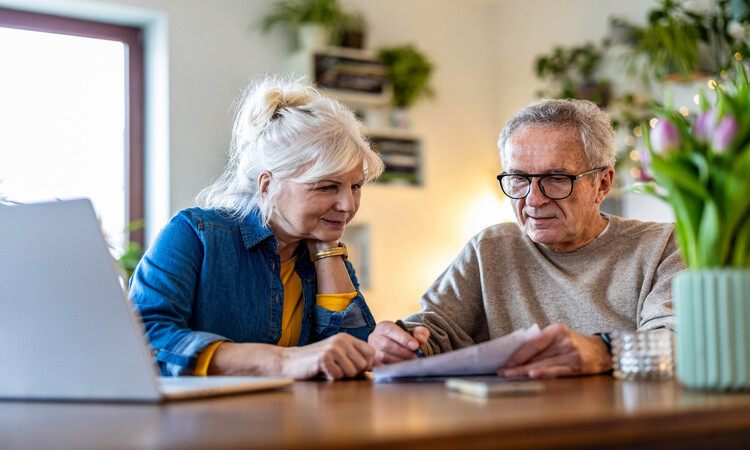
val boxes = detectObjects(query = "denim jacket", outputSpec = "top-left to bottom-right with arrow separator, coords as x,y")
129,207 -> 376,376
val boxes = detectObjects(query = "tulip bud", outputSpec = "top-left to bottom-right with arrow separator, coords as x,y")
650,119 -> 681,155
693,109 -> 717,143
638,146 -> 653,181
711,115 -> 738,154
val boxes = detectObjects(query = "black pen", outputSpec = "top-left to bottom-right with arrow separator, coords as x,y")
395,320 -> 426,358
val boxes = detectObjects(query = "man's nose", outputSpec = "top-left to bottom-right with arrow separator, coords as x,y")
525,179 -> 549,207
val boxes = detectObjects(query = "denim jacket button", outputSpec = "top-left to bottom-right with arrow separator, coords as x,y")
305,279 -> 312,284
150,348 -> 158,356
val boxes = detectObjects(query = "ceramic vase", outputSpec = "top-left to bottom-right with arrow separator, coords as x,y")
673,269 -> 750,390
297,24 -> 330,50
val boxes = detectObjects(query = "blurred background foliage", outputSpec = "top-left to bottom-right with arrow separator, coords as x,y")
533,0 -> 750,183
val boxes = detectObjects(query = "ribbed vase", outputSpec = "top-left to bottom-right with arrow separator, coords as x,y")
673,269 -> 750,390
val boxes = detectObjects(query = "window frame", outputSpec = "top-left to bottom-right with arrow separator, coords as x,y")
0,7 -> 145,245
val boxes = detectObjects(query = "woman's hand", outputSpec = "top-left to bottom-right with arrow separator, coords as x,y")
208,335 -> 375,380
281,333 -> 375,380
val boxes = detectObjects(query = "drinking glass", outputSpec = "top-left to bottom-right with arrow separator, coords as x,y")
611,330 -> 674,380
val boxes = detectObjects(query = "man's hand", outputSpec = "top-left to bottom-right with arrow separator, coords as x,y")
498,324 -> 612,379
368,321 -> 430,364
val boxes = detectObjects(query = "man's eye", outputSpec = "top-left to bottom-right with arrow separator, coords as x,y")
352,184 -> 362,190
318,185 -> 336,191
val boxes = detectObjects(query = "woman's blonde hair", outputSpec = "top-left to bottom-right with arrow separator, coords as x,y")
196,75 -> 384,225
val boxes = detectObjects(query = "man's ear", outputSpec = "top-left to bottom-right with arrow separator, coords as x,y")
258,171 -> 272,198
594,167 -> 615,204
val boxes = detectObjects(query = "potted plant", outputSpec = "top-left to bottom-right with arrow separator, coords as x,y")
637,64 -> 750,390
336,11 -> 367,49
621,0 -> 713,83
377,44 -> 435,128
260,0 -> 351,50
534,42 -> 611,107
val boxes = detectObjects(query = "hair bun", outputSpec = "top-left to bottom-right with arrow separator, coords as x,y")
244,77 -> 319,130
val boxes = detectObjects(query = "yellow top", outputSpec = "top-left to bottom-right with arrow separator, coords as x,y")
192,340 -> 223,376
192,256 -> 356,375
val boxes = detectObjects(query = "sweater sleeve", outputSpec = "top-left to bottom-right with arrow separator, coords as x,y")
402,238 -> 490,354
638,226 -> 685,331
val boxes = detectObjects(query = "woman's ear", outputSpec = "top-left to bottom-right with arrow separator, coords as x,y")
258,171 -> 272,198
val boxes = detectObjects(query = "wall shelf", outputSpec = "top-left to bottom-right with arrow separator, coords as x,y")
288,46 -> 423,186
287,46 -> 391,109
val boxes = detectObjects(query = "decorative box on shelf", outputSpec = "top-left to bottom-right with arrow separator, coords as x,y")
366,127 -> 422,186
287,46 -> 391,108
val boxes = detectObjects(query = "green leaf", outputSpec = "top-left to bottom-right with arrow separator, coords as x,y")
621,181 -> 667,201
731,217 -> 750,267
697,199 -> 722,267
650,153 -> 710,200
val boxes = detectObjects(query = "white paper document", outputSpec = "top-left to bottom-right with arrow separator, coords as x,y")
372,324 -> 541,381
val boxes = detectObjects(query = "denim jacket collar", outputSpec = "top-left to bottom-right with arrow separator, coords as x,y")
239,207 -> 275,250
239,207 -> 314,260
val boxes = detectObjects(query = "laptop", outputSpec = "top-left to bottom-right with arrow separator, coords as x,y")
0,199 -> 293,402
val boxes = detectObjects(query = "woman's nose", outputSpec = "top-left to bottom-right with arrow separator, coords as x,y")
335,188 -> 356,212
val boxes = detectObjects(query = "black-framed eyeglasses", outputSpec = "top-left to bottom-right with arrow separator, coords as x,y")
496,167 -> 606,200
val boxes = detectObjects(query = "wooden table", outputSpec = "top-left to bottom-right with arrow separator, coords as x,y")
2,375 -> 750,449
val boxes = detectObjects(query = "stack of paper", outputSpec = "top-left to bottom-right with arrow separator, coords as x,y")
372,324 -> 541,381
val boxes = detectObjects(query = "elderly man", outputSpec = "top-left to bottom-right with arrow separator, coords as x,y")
368,99 -> 685,379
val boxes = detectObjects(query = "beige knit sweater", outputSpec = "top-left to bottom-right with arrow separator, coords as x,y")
403,214 -> 685,354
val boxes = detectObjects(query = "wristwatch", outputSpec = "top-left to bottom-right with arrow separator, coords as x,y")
594,332 -> 612,354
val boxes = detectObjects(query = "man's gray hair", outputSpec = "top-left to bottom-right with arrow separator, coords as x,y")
497,99 -> 616,168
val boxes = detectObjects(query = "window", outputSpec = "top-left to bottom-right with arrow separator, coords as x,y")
0,7 -> 144,251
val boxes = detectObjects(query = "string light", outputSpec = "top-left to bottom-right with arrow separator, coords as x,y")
649,118 -> 659,128
708,80 -> 718,90
633,126 -> 642,137
679,106 -> 689,116
630,149 -> 639,161
735,52 -> 743,61
630,167 -> 641,179
693,95 -> 700,105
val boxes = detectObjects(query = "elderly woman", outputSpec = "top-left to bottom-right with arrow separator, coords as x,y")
129,76 -> 384,380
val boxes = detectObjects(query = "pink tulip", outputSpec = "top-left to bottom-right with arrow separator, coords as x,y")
711,115 -> 738,154
693,110 -> 717,143
650,119 -> 681,155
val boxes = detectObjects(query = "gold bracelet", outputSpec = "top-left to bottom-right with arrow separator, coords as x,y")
310,242 -> 348,262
